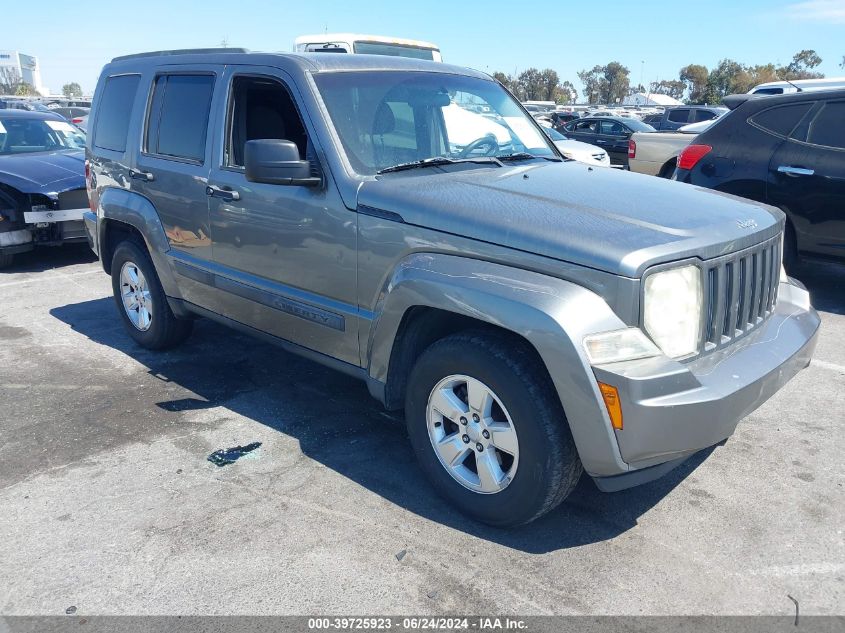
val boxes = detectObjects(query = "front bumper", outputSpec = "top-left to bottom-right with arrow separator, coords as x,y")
83,210 -> 99,257
590,279 -> 819,487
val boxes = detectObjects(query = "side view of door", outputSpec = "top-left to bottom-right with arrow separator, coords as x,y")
129,66 -> 222,310
203,65 -> 359,365
768,99 -> 845,260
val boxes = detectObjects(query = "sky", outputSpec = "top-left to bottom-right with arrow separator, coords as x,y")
3,0 -> 844,96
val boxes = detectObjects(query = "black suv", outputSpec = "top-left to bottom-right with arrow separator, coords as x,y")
674,89 -> 845,267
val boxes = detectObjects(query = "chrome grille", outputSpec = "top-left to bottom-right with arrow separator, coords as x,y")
701,234 -> 782,353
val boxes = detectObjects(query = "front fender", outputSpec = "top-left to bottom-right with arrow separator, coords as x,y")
98,187 -> 182,300
366,253 -> 631,476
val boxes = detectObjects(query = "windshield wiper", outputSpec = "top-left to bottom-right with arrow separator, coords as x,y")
498,152 -> 562,163
377,156 -> 502,174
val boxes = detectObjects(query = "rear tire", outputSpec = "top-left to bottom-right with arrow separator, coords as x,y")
658,159 -> 677,179
110,239 -> 193,350
0,253 -> 13,269
405,331 -> 582,527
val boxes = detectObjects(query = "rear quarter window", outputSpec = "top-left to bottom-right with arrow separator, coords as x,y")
93,74 -> 141,152
749,102 -> 814,138
806,101 -> 845,149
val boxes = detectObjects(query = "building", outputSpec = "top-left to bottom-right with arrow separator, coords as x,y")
622,92 -> 683,107
0,50 -> 47,95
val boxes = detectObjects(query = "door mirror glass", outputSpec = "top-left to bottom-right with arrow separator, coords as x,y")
244,139 -> 319,186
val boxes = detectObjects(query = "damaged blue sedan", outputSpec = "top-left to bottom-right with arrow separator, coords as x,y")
0,109 -> 88,268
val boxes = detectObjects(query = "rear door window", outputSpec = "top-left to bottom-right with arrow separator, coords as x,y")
667,109 -> 690,123
599,120 -> 625,135
146,74 -> 215,162
693,109 -> 717,122
93,74 -> 140,152
750,102 -> 814,138
806,101 -> 845,149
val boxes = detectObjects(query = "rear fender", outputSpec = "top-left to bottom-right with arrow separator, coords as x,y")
98,187 -> 182,300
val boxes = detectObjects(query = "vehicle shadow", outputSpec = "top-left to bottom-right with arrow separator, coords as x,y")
1,243 -> 97,274
51,297 -> 712,553
790,259 -> 845,316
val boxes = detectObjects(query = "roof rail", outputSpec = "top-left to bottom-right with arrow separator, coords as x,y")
111,48 -> 249,62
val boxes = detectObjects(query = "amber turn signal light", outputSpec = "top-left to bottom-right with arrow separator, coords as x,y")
598,382 -> 623,430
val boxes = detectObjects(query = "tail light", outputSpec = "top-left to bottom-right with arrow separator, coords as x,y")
628,139 -> 636,159
72,118 -> 83,124
677,144 -> 712,171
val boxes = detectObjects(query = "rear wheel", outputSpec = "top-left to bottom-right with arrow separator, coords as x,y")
658,159 -> 677,179
110,240 -> 193,350
405,331 -> 582,527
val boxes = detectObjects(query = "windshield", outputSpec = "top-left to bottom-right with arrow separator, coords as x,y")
0,117 -> 86,155
314,71 -> 556,175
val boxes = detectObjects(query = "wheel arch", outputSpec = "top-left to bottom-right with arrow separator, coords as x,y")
365,253 -> 631,476
97,187 -> 183,301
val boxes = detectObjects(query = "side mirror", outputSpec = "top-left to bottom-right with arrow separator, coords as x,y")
244,139 -> 321,187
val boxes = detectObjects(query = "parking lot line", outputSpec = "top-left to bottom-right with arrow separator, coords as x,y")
0,269 -> 102,288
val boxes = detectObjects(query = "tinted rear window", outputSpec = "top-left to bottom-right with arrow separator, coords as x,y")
750,102 -> 813,137
93,74 -> 140,152
693,109 -> 717,122
667,109 -> 689,123
807,101 -> 845,149
146,74 -> 215,161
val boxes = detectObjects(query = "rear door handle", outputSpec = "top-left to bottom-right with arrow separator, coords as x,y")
129,169 -> 154,182
777,165 -> 814,177
206,185 -> 240,201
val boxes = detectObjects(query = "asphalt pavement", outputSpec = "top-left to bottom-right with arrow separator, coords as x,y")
0,243 -> 843,615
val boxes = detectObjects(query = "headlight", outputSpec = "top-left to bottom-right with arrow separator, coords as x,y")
583,328 -> 661,364
643,265 -> 703,358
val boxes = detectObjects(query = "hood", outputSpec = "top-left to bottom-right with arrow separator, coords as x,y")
0,150 -> 85,195
357,161 -> 782,277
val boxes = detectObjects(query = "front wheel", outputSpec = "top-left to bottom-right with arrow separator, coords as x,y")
110,240 -> 193,350
405,332 -> 582,527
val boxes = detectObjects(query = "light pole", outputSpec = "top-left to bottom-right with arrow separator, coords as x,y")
640,60 -> 645,94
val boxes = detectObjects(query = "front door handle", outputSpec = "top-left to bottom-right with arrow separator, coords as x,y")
129,169 -> 154,182
206,185 -> 240,201
777,165 -> 815,177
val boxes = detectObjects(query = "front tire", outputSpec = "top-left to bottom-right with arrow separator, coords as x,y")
405,331 -> 582,527
110,239 -> 192,350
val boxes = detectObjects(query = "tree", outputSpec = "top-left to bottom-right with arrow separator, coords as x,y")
680,64 -> 709,103
492,71 -> 516,95
781,49 -> 823,80
603,62 -> 630,104
702,58 -> 744,103
553,80 -> 577,105
516,68 -> 544,100
649,80 -> 686,100
577,62 -> 630,104
577,65 -> 604,104
14,82 -> 36,96
0,66 -> 23,95
538,68 -> 560,101
62,82 -> 82,98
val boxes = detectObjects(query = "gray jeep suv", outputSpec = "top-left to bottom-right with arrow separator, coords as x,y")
84,50 -> 820,526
